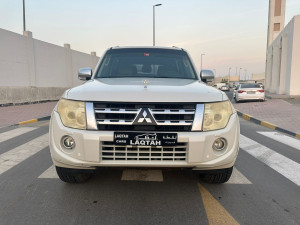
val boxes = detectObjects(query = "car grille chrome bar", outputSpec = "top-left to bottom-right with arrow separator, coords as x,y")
93,102 -> 198,131
101,141 -> 187,161
95,108 -> 139,114
156,120 -> 193,125
97,119 -> 133,125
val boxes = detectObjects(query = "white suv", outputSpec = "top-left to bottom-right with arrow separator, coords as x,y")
49,46 -> 240,183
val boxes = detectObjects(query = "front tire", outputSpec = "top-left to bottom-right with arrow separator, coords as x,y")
56,166 -> 94,183
199,167 -> 233,184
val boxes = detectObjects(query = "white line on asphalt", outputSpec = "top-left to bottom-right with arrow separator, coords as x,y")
257,131 -> 300,150
227,167 -> 252,184
0,133 -> 49,175
240,134 -> 300,186
0,127 -> 38,143
38,165 -> 58,178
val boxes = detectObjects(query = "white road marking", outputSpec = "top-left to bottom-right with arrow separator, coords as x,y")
122,169 -> 163,182
227,167 -> 252,184
257,131 -> 300,150
0,127 -> 37,143
38,165 -> 58,178
0,133 -> 49,175
240,134 -> 300,186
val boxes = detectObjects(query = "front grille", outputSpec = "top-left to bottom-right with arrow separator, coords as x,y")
101,141 -> 187,161
94,103 -> 196,131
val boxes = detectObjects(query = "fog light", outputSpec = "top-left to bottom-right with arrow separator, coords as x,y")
213,138 -> 227,151
61,136 -> 75,149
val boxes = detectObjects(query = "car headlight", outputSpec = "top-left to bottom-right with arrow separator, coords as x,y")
203,101 -> 233,131
57,99 -> 86,130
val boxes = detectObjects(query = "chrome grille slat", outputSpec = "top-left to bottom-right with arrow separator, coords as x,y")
156,120 -> 193,125
97,120 -> 132,125
151,109 -> 195,114
95,109 -> 139,114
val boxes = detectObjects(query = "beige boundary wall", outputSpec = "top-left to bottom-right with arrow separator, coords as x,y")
265,15 -> 300,95
0,28 -> 100,105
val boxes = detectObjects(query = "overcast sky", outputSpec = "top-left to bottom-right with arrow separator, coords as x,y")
1,0 -> 300,78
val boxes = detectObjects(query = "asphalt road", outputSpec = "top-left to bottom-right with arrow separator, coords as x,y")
0,99 -> 299,224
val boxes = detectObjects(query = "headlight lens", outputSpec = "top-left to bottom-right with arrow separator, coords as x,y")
57,99 -> 86,130
203,101 -> 233,131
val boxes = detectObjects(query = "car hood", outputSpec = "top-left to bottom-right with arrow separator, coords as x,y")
64,78 -> 226,103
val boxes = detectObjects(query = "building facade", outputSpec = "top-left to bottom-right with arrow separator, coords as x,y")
265,15 -> 300,95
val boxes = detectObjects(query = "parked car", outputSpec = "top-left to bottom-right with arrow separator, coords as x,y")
213,83 -> 224,89
221,85 -> 229,91
49,46 -> 240,184
233,83 -> 265,103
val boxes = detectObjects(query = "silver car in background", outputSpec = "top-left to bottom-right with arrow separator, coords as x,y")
221,85 -> 229,92
233,83 -> 265,103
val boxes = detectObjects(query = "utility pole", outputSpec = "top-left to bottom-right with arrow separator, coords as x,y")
23,0 -> 26,32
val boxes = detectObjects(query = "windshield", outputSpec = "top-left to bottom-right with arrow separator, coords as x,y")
241,83 -> 261,88
95,48 -> 197,79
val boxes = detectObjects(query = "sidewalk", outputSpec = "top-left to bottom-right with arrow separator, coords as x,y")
0,102 -> 57,128
233,99 -> 300,134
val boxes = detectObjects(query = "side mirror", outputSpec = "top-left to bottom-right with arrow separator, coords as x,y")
200,70 -> 214,83
78,68 -> 92,81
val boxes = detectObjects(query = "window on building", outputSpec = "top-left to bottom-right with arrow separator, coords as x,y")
274,0 -> 281,16
274,23 -> 280,31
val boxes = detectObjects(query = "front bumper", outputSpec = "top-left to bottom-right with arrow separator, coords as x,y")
49,111 -> 240,171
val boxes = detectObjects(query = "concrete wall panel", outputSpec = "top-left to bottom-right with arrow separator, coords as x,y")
0,28 -> 100,104
0,29 -> 29,86
34,39 -> 67,87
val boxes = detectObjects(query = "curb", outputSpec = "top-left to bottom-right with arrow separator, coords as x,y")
236,110 -> 300,139
9,116 -> 51,127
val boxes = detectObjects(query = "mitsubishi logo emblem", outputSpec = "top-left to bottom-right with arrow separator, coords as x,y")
133,108 -> 157,125
138,110 -> 151,123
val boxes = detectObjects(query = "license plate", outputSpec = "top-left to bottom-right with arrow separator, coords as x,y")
114,132 -> 177,146
247,91 -> 256,94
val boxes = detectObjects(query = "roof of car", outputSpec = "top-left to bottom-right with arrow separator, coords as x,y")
111,46 -> 184,51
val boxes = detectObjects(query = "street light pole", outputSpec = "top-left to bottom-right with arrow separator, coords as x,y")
23,0 -> 26,32
213,69 -> 216,76
244,69 -> 247,81
201,54 -> 205,72
153,4 -> 162,46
